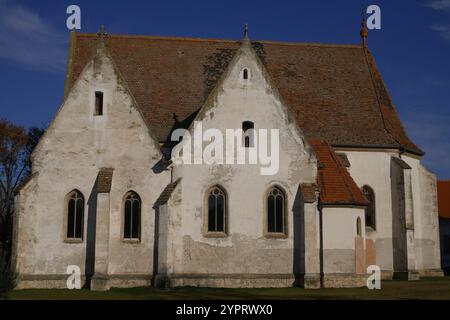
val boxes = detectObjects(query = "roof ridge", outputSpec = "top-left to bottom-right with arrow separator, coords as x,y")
74,32 -> 362,48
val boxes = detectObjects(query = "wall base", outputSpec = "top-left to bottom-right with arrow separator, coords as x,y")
16,274 -> 78,289
90,274 -> 110,291
294,273 -> 321,289
19,270 -> 435,290
15,274 -> 152,290
155,273 -> 296,288
322,274 -> 367,288
418,269 -> 444,277
393,271 -> 420,281
381,270 -> 394,280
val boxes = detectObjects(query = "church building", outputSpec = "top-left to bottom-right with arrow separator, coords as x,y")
12,25 -> 442,290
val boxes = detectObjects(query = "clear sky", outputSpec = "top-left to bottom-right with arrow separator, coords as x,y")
0,0 -> 449,178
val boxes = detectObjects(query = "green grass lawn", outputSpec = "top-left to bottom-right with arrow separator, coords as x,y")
8,277 -> 450,300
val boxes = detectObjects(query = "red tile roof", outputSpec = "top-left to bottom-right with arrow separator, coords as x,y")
309,139 -> 368,206
65,33 -> 422,155
438,181 -> 450,219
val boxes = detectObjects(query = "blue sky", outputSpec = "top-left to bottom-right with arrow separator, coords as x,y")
0,0 -> 449,178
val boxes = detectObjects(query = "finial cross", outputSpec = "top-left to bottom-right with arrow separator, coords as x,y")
97,25 -> 108,39
243,23 -> 249,39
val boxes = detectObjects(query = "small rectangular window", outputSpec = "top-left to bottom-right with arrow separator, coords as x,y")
95,91 -> 104,116
243,68 -> 249,79
242,121 -> 254,148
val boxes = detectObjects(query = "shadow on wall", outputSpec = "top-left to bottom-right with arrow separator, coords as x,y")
152,206 -> 160,286
444,267 -> 450,276
293,186 -> 305,286
84,181 -> 98,289
391,159 -> 408,276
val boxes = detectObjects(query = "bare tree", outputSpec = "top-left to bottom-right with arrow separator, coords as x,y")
0,119 -> 44,261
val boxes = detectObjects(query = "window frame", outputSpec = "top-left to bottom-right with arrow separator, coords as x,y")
122,191 -> 142,243
203,185 -> 228,238
64,189 -> 85,243
264,185 -> 288,239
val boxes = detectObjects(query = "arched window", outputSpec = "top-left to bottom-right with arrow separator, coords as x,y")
267,186 -> 286,234
242,121 -> 254,148
66,190 -> 84,239
124,192 -> 141,240
356,217 -> 362,236
362,186 -> 376,230
206,186 -> 226,234
243,68 -> 249,80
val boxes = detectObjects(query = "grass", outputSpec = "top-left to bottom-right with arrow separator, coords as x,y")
8,277 -> 450,300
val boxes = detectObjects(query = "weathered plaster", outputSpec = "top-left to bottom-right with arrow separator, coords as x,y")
14,46 -> 170,289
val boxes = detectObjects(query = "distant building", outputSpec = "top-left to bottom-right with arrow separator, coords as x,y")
438,181 -> 450,275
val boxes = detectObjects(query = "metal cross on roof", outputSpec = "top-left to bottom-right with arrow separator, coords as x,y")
97,25 -> 108,38
243,23 -> 249,40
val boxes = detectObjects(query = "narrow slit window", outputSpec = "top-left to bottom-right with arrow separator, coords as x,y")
356,217 -> 362,236
243,68 -> 249,80
242,121 -> 254,148
95,91 -> 104,116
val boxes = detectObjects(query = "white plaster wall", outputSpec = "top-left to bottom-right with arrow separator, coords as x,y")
402,155 -> 441,271
168,44 -> 318,276
322,207 -> 365,274
322,207 -> 365,250
336,150 -> 441,273
340,149 -> 396,270
15,48 -> 170,278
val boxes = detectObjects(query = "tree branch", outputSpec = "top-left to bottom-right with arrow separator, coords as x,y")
11,162 -> 27,192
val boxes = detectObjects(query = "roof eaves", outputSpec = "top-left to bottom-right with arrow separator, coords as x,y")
320,202 -> 368,208
332,143 -> 424,156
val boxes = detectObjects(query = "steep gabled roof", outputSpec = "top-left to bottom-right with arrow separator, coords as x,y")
309,139 -> 368,206
64,33 -> 422,155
